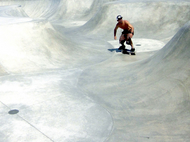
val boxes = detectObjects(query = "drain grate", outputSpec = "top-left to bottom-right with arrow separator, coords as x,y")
8,109 -> 19,115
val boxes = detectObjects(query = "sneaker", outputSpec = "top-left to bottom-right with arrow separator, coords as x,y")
131,48 -> 135,52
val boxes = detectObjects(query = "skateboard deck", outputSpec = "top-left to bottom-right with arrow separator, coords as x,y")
122,49 -> 136,55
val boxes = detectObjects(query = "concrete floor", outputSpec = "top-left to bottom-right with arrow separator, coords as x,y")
0,0 -> 190,142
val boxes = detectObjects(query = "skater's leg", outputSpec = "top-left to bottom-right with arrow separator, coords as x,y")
127,33 -> 135,51
120,40 -> 125,47
118,34 -> 126,50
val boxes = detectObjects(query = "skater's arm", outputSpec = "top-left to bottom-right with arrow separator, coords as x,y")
114,25 -> 119,40
131,25 -> 134,33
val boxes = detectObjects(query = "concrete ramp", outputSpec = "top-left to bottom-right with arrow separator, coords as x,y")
0,0 -> 190,142
79,20 -> 190,142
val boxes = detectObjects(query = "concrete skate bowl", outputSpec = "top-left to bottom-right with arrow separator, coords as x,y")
0,0 -> 190,142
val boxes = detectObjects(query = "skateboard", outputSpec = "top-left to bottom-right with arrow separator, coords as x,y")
122,49 -> 136,55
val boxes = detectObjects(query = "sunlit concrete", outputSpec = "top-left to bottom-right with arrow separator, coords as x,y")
0,0 -> 190,142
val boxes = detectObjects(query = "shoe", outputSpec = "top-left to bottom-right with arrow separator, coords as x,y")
131,48 -> 135,52
118,45 -> 125,50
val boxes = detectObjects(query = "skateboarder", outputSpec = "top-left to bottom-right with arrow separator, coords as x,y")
114,15 -> 135,52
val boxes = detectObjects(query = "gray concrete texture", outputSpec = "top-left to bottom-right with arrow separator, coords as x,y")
0,0 -> 190,141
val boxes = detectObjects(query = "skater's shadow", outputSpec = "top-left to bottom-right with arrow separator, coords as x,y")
108,48 -> 121,53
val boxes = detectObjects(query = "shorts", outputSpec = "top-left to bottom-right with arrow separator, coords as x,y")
122,29 -> 134,35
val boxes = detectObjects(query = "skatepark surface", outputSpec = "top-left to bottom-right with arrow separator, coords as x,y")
0,0 -> 190,141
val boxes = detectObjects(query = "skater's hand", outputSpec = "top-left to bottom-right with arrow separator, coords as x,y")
114,36 -> 117,40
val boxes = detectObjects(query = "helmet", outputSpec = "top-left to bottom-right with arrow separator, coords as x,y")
116,15 -> 122,21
